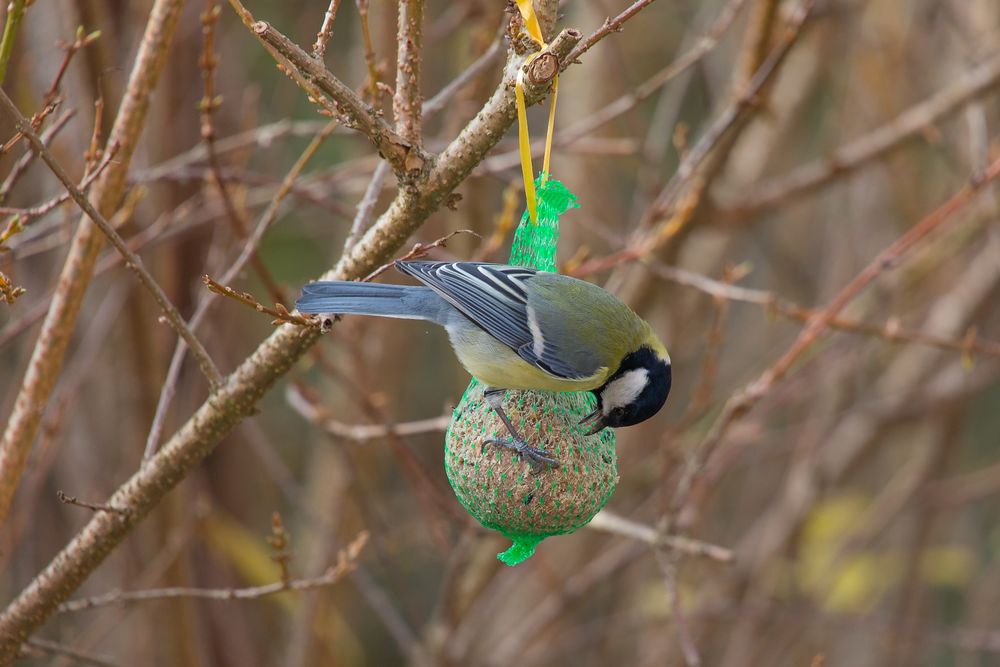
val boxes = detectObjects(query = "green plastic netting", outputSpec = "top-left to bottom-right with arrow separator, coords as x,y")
444,176 -> 619,566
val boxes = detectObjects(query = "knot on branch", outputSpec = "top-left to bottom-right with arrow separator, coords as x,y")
527,53 -> 559,86
381,133 -> 428,179
518,28 -> 582,102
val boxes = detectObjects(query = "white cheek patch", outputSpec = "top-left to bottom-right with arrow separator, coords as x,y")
601,368 -> 649,414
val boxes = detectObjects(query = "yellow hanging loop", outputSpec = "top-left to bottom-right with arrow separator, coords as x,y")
514,0 -> 559,223
515,0 -> 545,46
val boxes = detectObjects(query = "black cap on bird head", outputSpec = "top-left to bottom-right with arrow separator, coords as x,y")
579,346 -> 672,435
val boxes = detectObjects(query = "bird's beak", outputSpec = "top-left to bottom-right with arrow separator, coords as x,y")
578,408 -> 606,436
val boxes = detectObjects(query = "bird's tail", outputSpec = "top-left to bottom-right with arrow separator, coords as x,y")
296,281 -> 444,322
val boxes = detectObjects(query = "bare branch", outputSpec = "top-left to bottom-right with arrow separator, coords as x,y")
648,0 -> 815,222
482,0 -> 747,174
362,229 -> 480,283
0,0 -> 28,85
563,0 -> 658,67
202,276 -> 320,328
393,0 -> 423,144
227,0 -> 426,177
588,510 -> 734,563
0,147 -> 118,244
142,120 -> 338,460
21,638 -> 118,667
355,0 -> 381,102
57,531 -> 368,613
0,23 -> 579,658
0,108 -> 75,205
0,89 -> 223,389
720,51 -> 1000,220
56,491 -> 130,517
0,0 -> 187,544
673,154 -> 1000,522
286,384 -> 449,442
0,27 -> 101,156
312,0 -> 341,59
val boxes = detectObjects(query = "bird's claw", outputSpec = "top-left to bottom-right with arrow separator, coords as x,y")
483,437 -> 560,473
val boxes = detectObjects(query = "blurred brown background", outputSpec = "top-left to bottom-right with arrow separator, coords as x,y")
2,0 -> 1000,665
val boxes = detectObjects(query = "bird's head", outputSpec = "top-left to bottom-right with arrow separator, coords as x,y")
579,344 -> 671,435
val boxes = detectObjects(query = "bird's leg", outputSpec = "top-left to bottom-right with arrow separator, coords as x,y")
482,388 -> 560,472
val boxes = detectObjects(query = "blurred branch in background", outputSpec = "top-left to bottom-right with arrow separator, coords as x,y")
0,0 -> 999,665
0,0 -> 186,535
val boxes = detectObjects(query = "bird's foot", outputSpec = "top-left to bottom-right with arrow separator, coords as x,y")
483,437 -> 560,473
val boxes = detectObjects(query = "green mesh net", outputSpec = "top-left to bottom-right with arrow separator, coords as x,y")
444,176 -> 619,566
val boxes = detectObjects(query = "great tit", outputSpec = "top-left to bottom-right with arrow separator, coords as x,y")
296,261 -> 671,469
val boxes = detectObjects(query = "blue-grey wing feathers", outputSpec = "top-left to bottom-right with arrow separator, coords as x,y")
395,261 -> 593,380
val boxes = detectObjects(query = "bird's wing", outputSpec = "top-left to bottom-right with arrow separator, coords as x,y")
395,261 -> 593,380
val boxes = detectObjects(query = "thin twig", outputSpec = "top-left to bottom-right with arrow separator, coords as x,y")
343,161 -> 391,253
0,18 -> 579,657
21,638 -> 118,667
563,0 -> 658,66
363,229 -> 480,283
0,109 -> 75,205
393,0 -> 423,144
0,0 -> 28,85
0,27 -> 102,156
203,276 -> 320,328
568,0 -> 814,278
286,383 -> 449,442
228,0 -> 425,176
720,51 -> 1000,220
587,510 -> 734,563
355,0 -> 381,102
56,491 -> 130,517
421,30 -> 503,116
136,118 -> 334,181
0,147 -> 118,245
142,120 -> 338,460
0,88 -> 223,390
672,153 -> 1000,521
200,0 -> 286,302
654,548 -> 701,666
676,264 -> 740,429
0,0 -> 187,548
640,260 -> 1000,359
648,0 -> 815,221
57,531 -> 368,613
312,0 -> 341,59
0,101 -> 58,156
482,0 -> 747,174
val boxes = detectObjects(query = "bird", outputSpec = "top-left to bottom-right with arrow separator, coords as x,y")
296,261 -> 671,470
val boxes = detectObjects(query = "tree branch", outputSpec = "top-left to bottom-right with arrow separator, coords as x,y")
0,0 -> 186,544
57,530 -> 367,613
0,0 -> 27,85
393,0 -> 423,145
0,18 -> 579,661
227,0 -> 426,178
563,0 -> 658,67
588,510 -> 734,563
671,154 -> 1000,524
312,0 -> 341,59
0,88 -> 223,389
721,50 -> 1000,220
